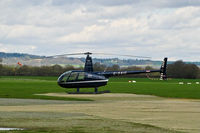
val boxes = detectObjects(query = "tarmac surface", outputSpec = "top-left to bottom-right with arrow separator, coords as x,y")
1,93 -> 200,133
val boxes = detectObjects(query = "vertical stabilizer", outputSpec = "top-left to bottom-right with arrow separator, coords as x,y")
160,57 -> 168,80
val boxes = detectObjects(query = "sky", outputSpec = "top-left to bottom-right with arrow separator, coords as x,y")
0,0 -> 200,61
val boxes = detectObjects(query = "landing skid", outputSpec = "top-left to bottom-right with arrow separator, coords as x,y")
67,88 -> 110,94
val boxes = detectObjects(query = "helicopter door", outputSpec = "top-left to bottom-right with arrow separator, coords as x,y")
67,72 -> 78,82
77,72 -> 85,81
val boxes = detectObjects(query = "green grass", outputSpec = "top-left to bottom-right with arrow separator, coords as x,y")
105,78 -> 200,99
0,76 -> 91,101
0,76 -> 200,100
66,77 -> 200,99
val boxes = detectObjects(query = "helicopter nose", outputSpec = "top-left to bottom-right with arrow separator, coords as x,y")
57,81 -> 65,88
57,80 -> 61,86
57,78 -> 63,87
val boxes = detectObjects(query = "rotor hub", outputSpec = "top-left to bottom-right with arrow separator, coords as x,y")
84,52 -> 92,55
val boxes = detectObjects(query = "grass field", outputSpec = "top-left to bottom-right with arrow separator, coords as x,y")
106,78 -> 200,99
0,76 -> 200,100
0,76 -> 91,101
0,76 -> 200,133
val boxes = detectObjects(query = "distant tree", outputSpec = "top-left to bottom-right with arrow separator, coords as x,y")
167,60 -> 199,79
63,65 -> 76,71
51,64 -> 63,76
0,58 -> 2,75
0,65 -> 15,76
145,66 -> 153,70
0,59 -> 199,78
16,65 -> 31,76
93,62 -> 106,71
167,61 -> 185,78
184,64 -> 199,79
112,64 -> 120,71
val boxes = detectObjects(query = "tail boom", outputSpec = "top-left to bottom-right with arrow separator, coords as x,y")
96,57 -> 168,79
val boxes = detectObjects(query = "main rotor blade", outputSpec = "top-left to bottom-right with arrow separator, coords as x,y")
45,52 -> 150,59
46,52 -> 90,58
93,53 -> 151,59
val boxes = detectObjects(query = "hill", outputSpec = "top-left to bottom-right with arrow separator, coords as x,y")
0,52 -> 43,58
0,52 -> 199,68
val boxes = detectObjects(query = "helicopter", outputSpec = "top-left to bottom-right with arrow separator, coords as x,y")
57,52 -> 168,93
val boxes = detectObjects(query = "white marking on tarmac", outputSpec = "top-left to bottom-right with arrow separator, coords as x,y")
0,128 -> 23,130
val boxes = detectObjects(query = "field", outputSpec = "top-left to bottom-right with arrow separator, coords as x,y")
1,76 -> 200,99
0,76 -> 200,132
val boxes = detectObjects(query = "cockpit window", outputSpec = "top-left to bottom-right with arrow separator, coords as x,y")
77,72 -> 85,80
58,71 -> 71,82
68,72 -> 78,81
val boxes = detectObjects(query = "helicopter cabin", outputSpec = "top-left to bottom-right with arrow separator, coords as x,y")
57,70 -> 108,88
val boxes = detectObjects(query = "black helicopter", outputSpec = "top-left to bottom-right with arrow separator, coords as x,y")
57,52 -> 167,93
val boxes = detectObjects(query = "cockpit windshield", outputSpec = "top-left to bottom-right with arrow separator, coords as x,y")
57,71 -> 71,82
58,71 -> 106,83
58,71 -> 86,83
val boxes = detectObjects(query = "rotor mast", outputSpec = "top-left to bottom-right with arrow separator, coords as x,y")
84,52 -> 93,73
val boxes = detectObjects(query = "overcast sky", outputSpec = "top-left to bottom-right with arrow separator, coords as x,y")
0,0 -> 200,61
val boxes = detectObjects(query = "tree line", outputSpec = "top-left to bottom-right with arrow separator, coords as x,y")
167,60 -> 200,79
0,59 -> 200,79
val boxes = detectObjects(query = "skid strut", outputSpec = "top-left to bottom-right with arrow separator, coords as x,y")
95,87 -> 98,93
